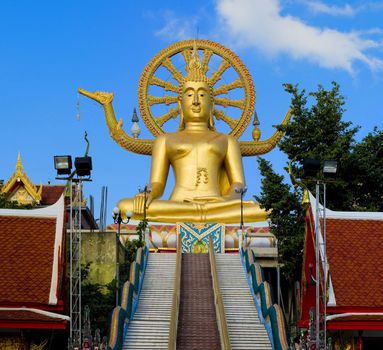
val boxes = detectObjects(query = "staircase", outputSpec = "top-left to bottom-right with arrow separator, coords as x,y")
123,253 -> 176,349
176,254 -> 221,350
216,254 -> 272,350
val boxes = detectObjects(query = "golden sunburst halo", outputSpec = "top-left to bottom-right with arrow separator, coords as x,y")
138,39 -> 256,138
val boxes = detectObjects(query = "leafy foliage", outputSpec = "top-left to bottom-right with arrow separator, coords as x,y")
82,219 -> 147,339
136,219 -> 148,244
280,82 -> 359,210
119,238 -> 144,282
255,158 -> 305,282
81,264 -> 115,337
257,82 -> 382,282
347,127 -> 383,211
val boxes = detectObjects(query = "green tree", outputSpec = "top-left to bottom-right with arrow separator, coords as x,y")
81,222 -> 146,338
81,263 -> 115,337
255,158 -> 305,282
257,82 -> 382,278
347,127 -> 383,211
280,82 -> 359,210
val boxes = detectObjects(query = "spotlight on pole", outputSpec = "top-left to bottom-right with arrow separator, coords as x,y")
323,160 -> 338,178
54,155 -> 72,175
302,158 -> 321,178
74,157 -> 93,177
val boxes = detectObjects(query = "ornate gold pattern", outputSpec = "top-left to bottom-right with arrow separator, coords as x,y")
78,40 -> 291,158
108,307 -> 120,348
195,167 -> 209,186
162,58 -> 183,83
154,107 -> 180,127
214,97 -> 245,109
213,78 -> 243,96
148,95 -> 178,106
239,109 -> 292,156
138,39 -> 255,138
1,152 -> 42,204
181,49 -> 191,67
213,109 -> 238,129
210,59 -> 231,85
31,339 -> 48,350
150,76 -> 178,93
201,49 -> 213,74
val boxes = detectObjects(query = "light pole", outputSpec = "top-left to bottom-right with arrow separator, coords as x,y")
235,186 -> 247,249
138,185 -> 150,244
302,158 -> 338,350
112,208 -> 132,306
54,153 -> 93,350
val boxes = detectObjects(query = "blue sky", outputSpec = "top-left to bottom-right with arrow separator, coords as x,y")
1,0 -> 382,223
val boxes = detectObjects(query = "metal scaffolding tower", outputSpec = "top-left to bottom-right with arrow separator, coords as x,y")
69,179 -> 83,349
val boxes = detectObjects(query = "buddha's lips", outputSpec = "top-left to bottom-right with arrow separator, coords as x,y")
192,107 -> 201,113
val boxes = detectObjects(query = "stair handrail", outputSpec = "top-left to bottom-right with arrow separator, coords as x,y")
168,233 -> 182,349
208,236 -> 232,350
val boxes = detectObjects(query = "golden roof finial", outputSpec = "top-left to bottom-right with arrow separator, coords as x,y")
16,151 -> 23,172
288,159 -> 310,207
1,152 -> 42,204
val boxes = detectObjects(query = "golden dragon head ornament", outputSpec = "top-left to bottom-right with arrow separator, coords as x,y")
78,39 -> 291,156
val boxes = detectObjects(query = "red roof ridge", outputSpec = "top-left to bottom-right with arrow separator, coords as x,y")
0,307 -> 70,321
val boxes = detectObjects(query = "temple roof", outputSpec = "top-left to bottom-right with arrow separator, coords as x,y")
40,185 -> 66,205
1,152 -> 42,204
0,195 -> 65,307
309,192 -> 383,310
326,218 -> 383,308
0,308 -> 69,329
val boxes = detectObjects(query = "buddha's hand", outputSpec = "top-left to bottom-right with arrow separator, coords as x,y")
78,87 -> 114,105
133,192 -> 154,215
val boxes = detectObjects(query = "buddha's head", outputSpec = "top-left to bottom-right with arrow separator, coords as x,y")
178,43 -> 215,130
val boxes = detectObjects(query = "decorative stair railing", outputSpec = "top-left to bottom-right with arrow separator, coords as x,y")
209,236 -> 232,350
241,247 -> 290,350
168,235 -> 182,350
107,245 -> 149,350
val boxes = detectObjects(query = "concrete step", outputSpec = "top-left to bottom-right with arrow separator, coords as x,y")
216,253 -> 272,350
123,253 -> 176,350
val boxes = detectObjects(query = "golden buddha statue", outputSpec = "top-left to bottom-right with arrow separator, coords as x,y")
79,40 -> 291,223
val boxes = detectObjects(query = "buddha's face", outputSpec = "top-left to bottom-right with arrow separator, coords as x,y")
180,81 -> 213,124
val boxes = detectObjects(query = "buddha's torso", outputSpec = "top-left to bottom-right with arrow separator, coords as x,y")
166,130 -> 227,202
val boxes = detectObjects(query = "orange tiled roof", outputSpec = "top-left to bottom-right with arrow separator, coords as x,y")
0,216 -> 59,305
0,309 -> 66,323
326,219 -> 383,308
40,185 -> 65,206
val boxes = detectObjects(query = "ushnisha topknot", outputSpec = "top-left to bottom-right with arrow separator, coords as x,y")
178,41 -> 215,131
185,41 -> 210,83
179,41 -> 214,99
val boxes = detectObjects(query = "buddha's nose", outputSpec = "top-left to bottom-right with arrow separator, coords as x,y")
193,93 -> 199,105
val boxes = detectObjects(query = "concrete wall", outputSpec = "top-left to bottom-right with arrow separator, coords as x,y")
81,230 -> 121,285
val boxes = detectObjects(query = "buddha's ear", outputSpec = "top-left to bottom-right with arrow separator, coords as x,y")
178,100 -> 185,131
209,101 -> 215,130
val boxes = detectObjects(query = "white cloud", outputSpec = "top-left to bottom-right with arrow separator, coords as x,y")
216,0 -> 383,73
304,1 -> 357,16
154,11 -> 199,41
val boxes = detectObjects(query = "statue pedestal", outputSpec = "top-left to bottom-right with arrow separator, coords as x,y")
177,222 -> 225,253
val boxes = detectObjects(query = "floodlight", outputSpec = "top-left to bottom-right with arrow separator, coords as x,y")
74,156 -> 92,177
323,160 -> 338,178
54,155 -> 72,175
302,158 -> 321,178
